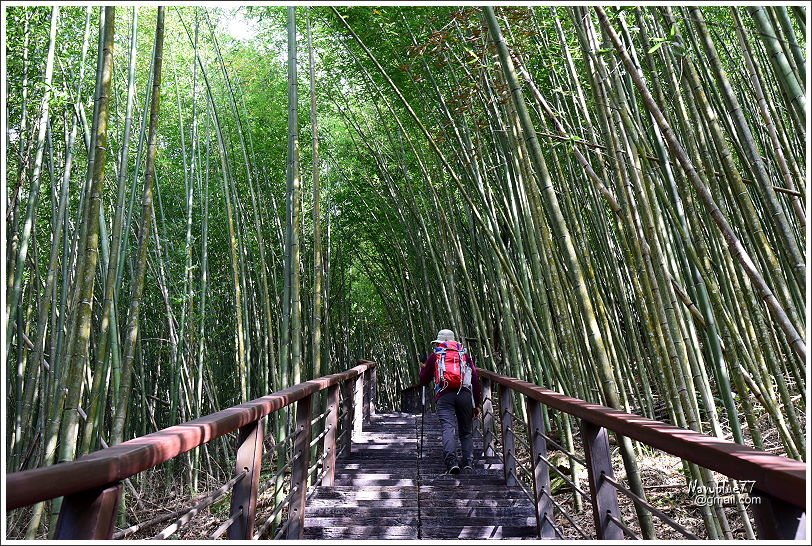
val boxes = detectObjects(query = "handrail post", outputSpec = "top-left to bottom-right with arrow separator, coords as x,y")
287,394 -> 313,539
341,378 -> 354,455
54,482 -> 121,539
499,385 -> 517,486
322,384 -> 340,486
527,398 -> 555,538
368,365 -> 377,420
228,417 -> 264,539
581,419 -> 622,539
363,368 -> 371,424
751,488 -> 806,539
354,371 -> 364,436
481,377 -> 495,457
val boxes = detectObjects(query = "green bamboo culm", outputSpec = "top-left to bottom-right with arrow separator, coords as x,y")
747,6 -> 807,126
483,6 -> 656,539
112,6 -> 165,445
594,7 -> 805,365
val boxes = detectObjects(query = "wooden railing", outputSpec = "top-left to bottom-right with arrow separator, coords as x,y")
6,360 -> 378,540
477,369 -> 806,540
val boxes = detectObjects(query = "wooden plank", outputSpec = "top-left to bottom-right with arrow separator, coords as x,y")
286,396 -> 312,539
527,398 -> 554,538
353,373 -> 364,435
418,516 -> 537,526
331,479 -> 421,486
321,384 -> 340,486
421,525 -> 539,539
309,488 -> 531,501
332,466 -> 416,475
308,516 -> 536,530
417,500 -> 536,510
307,499 -> 419,509
307,502 -> 418,512
54,482 -> 121,539
481,377 -> 495,457
332,470 -> 418,476
310,486 -> 419,500
305,506 -> 535,518
335,463 -> 419,470
582,419 -> 622,540
368,366 -> 377,419
337,449 -> 417,455
751,488 -> 806,539
308,497 -> 529,509
303,526 -> 417,539
419,488 -> 531,499
340,377 -> 354,456
499,385 -> 518,487
305,515 -> 419,527
227,417 -> 263,539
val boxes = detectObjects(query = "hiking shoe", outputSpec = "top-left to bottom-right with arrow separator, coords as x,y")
462,464 -> 474,474
448,464 -> 461,475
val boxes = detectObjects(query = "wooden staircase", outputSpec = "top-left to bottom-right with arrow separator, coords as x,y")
304,412 -> 538,540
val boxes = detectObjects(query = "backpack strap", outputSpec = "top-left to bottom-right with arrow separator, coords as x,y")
435,345 -> 449,392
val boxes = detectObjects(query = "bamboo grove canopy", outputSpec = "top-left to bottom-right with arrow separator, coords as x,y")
3,4 -> 807,538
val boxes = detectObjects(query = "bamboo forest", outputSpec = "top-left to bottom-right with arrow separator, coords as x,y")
2,3 -> 809,542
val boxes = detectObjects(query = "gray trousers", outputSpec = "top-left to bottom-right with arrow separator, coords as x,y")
436,388 -> 474,466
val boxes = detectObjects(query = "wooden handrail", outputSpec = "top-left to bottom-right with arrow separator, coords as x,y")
6,361 -> 376,511
478,369 -> 805,508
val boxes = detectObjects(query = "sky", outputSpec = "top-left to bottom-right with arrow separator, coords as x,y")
221,6 -> 260,41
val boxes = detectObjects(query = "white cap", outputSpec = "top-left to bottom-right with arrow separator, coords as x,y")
432,329 -> 455,343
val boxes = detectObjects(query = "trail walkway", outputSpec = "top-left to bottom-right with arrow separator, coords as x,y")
304,412 -> 538,540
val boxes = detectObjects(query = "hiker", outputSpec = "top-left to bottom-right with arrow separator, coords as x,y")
419,329 -> 483,474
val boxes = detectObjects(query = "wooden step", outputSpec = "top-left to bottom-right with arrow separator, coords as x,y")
305,515 -> 420,527
332,478 -> 421,486
421,525 -> 539,539
310,485 -> 418,500
301,412 -> 538,540
303,525 -> 417,539
308,497 -> 526,509
305,505 -> 535,518
421,515 -> 537,527
420,486 -> 529,499
307,498 -> 419,509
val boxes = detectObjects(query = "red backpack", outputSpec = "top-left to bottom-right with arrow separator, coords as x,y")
434,341 -> 472,391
